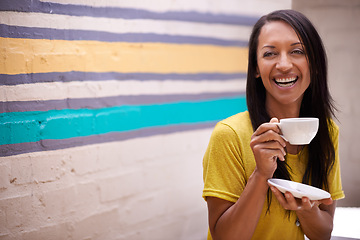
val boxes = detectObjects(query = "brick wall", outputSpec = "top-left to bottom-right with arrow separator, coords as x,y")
0,0 -> 291,239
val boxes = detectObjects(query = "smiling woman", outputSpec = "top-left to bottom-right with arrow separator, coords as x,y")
203,9 -> 344,240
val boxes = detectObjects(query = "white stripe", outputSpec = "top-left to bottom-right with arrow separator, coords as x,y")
39,0 -> 258,15
39,0 -> 291,16
1,79 -> 247,102
0,11 -> 252,42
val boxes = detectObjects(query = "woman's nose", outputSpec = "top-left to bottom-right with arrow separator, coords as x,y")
276,54 -> 292,72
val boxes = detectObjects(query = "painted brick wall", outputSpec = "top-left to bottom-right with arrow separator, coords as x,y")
0,0 -> 291,239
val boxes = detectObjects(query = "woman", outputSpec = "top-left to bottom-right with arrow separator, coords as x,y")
202,10 -> 344,240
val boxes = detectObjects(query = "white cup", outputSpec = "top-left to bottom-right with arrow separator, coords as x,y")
275,118 -> 319,145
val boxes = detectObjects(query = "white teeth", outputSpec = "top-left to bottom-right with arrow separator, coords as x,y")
274,77 -> 297,87
277,81 -> 296,87
275,77 -> 297,83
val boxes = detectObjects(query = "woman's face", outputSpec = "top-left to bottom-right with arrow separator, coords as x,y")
256,20 -> 310,111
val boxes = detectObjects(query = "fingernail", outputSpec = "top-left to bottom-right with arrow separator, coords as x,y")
270,187 -> 276,192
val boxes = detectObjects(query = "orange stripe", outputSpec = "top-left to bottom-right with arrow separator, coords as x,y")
0,37 -> 248,74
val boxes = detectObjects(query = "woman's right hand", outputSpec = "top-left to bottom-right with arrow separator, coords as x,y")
250,118 -> 287,179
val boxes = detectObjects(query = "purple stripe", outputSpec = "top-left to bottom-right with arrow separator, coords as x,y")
0,0 -> 259,26
0,122 -> 216,157
0,72 -> 247,86
0,24 -> 247,47
0,92 -> 244,113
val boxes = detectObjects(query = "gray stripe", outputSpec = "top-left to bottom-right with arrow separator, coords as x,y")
0,72 -> 247,85
0,92 -> 245,113
0,24 -> 248,47
0,0 -> 259,25
0,122 -> 216,157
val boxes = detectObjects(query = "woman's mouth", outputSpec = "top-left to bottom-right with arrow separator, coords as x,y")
274,76 -> 298,87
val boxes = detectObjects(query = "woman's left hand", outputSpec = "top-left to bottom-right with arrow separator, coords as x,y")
269,184 -> 335,240
269,185 -> 333,211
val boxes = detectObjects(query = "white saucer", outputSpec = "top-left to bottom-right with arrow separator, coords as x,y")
267,178 -> 331,201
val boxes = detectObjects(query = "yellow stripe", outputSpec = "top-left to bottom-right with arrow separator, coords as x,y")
0,37 -> 248,74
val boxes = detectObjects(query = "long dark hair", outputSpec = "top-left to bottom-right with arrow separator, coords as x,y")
246,10 -> 336,203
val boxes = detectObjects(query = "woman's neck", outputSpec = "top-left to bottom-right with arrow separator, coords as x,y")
267,108 -> 300,119
265,98 -> 302,119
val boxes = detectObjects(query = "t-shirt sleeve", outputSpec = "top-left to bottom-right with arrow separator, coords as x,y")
328,123 -> 345,200
202,122 -> 247,203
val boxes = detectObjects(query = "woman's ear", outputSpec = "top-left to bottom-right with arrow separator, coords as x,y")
255,67 -> 260,78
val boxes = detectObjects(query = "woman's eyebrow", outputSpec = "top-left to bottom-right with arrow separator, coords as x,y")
261,45 -> 275,49
261,42 -> 303,49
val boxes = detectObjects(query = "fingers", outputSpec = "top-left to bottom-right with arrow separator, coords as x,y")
252,142 -> 286,161
253,122 -> 281,137
270,187 -> 305,210
269,186 -> 327,212
251,121 -> 287,149
270,117 -> 279,123
251,128 -> 287,162
318,197 -> 333,206
270,188 -> 291,210
300,197 -> 333,210
251,119 -> 287,178
299,197 -> 316,210
270,185 -> 286,202
252,129 -> 286,146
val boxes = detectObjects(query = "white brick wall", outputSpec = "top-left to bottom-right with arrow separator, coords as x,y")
0,129 -> 213,239
0,1 -> 295,239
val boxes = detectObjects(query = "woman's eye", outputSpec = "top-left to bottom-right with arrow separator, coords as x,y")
263,52 -> 275,57
292,49 -> 305,55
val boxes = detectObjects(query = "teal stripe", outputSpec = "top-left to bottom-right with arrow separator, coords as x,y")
0,96 -> 247,145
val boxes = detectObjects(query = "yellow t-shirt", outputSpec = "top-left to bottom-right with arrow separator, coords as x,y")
202,111 -> 345,240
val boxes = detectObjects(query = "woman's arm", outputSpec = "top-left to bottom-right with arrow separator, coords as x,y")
270,186 -> 335,240
207,118 -> 287,240
207,169 -> 269,240
298,200 -> 336,240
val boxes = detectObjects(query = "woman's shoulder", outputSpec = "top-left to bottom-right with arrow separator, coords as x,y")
215,111 -> 253,136
221,111 -> 251,124
328,118 -> 339,138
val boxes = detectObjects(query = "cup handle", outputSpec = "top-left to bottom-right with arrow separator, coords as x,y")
274,122 -> 289,142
